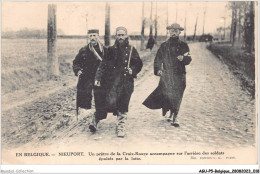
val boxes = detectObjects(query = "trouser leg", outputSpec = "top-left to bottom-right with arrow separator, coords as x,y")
116,112 -> 127,137
171,113 -> 180,127
167,110 -> 174,122
77,79 -> 93,109
89,112 -> 98,133
93,86 -> 108,122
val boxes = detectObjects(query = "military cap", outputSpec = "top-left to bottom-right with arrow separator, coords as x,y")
88,29 -> 99,34
166,23 -> 184,31
116,26 -> 127,34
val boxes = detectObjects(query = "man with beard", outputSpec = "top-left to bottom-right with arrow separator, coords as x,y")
143,23 -> 192,127
73,29 -> 107,132
95,27 -> 143,137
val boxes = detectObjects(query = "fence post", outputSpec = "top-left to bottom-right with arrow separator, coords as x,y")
47,4 -> 58,79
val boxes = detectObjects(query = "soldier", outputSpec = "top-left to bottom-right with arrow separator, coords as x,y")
143,23 -> 192,127
72,29 -> 107,132
95,27 -> 143,137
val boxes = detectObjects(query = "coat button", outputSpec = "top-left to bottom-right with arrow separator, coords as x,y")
124,67 -> 127,69
114,67 -> 115,69
126,54 -> 128,56
125,60 -> 127,62
124,74 -> 126,76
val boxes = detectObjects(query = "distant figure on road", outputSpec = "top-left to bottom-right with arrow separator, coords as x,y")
143,23 -> 192,127
146,36 -> 155,51
72,29 -> 107,133
95,27 -> 143,137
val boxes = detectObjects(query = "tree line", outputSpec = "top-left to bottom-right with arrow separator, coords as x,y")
218,2 -> 255,53
2,28 -> 64,39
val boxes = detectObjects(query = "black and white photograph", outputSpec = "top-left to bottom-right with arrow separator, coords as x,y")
1,0 -> 258,170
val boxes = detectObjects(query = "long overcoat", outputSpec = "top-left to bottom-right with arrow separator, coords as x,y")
143,37 -> 192,116
73,44 -> 108,120
95,40 -> 143,114
146,37 -> 155,50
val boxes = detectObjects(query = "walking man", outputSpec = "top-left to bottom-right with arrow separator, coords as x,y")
146,36 -> 155,51
73,29 -> 107,132
143,23 -> 192,127
95,27 -> 143,137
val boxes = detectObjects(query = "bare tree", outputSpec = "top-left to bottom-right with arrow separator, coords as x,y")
193,13 -> 198,41
141,2 -> 145,50
202,2 -> 207,35
229,2 -> 238,46
149,2 -> 153,37
166,2 -> 168,37
230,7 -> 234,42
47,4 -> 58,79
86,13 -> 89,44
221,16 -> 226,40
232,7 -> 237,46
244,1 -> 255,53
238,8 -> 242,41
184,9 -> 187,41
154,2 -> 158,42
175,3 -> 178,23
105,2 -> 110,46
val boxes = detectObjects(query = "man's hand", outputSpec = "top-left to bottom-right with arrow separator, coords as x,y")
77,70 -> 82,76
177,55 -> 184,61
127,68 -> 132,75
94,80 -> 101,87
157,70 -> 163,76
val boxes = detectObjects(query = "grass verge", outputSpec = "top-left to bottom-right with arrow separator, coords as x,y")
207,43 -> 255,98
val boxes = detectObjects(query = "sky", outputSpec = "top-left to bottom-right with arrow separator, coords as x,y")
2,1 -> 231,36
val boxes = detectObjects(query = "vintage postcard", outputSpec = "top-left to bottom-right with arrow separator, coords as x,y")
1,0 -> 258,169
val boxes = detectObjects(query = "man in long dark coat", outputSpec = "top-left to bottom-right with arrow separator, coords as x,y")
72,29 -> 107,132
143,23 -> 192,127
95,27 -> 143,137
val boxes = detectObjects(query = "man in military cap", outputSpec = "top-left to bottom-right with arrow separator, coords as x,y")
143,23 -> 192,127
73,29 -> 107,132
95,26 -> 143,137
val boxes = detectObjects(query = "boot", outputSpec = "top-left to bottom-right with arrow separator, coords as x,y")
116,112 -> 127,137
89,112 -> 98,133
171,114 -> 180,127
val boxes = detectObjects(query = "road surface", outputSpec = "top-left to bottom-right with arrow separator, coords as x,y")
2,43 -> 256,150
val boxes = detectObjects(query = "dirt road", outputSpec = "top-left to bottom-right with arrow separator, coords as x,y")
1,43 -> 256,149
